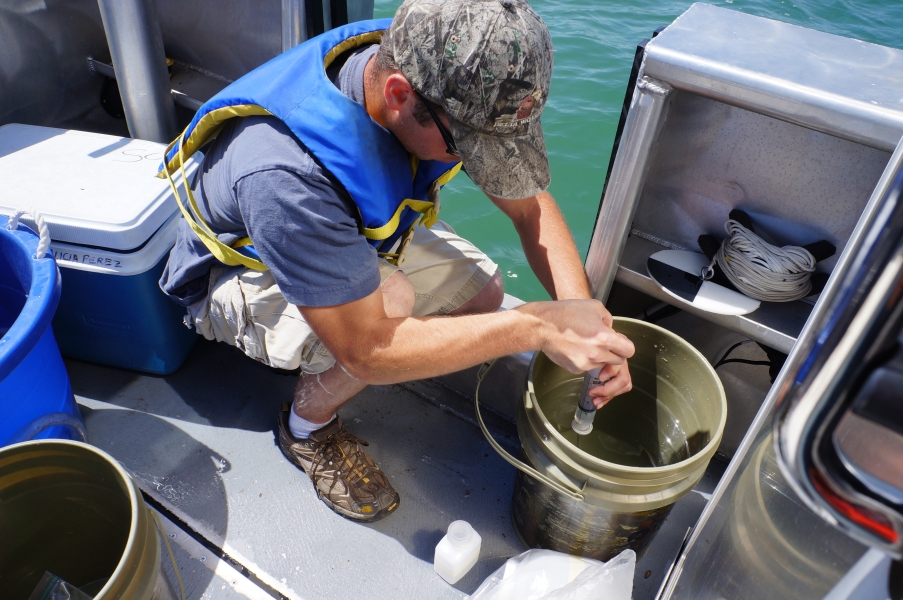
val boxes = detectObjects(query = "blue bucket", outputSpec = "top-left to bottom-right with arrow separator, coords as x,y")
0,214 -> 86,446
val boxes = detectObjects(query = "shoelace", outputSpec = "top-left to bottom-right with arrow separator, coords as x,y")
310,430 -> 374,492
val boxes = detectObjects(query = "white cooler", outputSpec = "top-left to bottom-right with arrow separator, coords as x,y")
0,124 -> 203,374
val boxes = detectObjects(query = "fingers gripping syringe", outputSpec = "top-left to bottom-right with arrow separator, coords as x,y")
571,368 -> 603,435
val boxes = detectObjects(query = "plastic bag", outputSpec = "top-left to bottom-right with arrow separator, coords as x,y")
468,548 -> 635,600
26,572 -> 94,600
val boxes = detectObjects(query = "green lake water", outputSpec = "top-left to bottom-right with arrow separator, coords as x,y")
374,0 -> 903,301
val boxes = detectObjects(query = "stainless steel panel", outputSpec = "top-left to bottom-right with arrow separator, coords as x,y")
1,0 -> 375,136
773,138 -> 903,556
644,3 -> 903,151
156,0 -> 283,82
585,77 -> 672,303
282,0 -> 307,52
660,430 -> 866,599
836,412 -> 903,506
659,138 -> 903,600
0,0 -> 127,136
97,0 -> 178,142
155,0 -> 374,83
822,548 -> 894,600
633,90 -> 891,276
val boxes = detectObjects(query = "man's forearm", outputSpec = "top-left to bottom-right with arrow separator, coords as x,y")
338,304 -> 549,384
520,193 -> 590,300
302,286 -> 631,388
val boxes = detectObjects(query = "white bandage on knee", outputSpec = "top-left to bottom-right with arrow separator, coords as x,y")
289,409 -> 336,439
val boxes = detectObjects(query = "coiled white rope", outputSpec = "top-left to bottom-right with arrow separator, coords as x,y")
703,219 -> 816,302
6,209 -> 51,259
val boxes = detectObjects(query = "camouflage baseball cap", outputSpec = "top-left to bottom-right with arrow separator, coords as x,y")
389,0 -> 553,200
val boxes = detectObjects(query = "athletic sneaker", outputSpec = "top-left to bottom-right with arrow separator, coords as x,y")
277,404 -> 400,521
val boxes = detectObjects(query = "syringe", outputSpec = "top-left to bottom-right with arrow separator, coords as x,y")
571,368 -> 603,435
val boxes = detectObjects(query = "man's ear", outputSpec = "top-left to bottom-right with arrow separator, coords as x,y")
384,73 -> 414,112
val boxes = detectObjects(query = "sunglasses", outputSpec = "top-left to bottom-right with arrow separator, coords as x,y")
416,91 -> 459,157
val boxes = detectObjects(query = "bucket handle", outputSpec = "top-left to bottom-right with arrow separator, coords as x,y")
7,209 -> 51,259
475,360 -> 586,502
151,510 -> 186,600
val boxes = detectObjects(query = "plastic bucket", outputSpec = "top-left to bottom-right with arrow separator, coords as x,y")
481,317 -> 726,561
0,439 -> 176,599
0,214 -> 85,446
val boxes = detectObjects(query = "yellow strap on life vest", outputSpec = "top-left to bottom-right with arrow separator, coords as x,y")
161,129 -> 269,271
436,161 -> 463,187
362,161 -> 463,241
158,105 -> 273,177
160,92 -> 463,267
324,31 -> 384,69
363,199 -> 434,240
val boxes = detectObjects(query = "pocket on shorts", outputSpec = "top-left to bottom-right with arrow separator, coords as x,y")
231,273 -> 269,364
194,267 -> 254,351
238,272 -> 334,373
190,267 -> 336,373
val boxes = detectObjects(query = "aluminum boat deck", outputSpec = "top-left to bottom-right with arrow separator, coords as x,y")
68,312 -> 726,600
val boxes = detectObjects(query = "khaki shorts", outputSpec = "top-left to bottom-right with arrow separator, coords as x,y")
185,221 -> 498,373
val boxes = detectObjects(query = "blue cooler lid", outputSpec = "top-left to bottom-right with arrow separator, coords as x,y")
0,124 -> 202,251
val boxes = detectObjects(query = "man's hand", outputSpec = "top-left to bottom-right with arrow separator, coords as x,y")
517,299 -> 635,406
586,363 -> 633,409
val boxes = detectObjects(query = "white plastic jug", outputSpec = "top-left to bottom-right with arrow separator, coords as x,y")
434,520 -> 481,584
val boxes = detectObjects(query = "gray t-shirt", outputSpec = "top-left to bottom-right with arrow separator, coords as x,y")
160,44 -> 381,307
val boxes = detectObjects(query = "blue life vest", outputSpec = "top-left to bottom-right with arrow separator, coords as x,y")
158,19 -> 461,271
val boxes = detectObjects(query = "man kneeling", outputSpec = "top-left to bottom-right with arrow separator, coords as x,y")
159,0 -> 634,522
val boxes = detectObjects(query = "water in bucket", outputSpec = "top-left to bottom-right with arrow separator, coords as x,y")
534,330 -> 714,469
538,376 -> 694,468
